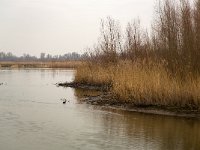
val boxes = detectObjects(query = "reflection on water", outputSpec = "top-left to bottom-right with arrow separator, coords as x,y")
0,69 -> 200,150
99,110 -> 200,150
75,88 -> 200,150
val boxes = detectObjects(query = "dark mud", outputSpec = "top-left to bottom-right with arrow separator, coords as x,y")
57,82 -> 110,91
58,82 -> 200,119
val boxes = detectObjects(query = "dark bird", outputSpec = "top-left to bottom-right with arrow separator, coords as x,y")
63,99 -> 66,104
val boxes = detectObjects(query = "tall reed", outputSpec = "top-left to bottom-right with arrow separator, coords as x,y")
75,0 -> 200,109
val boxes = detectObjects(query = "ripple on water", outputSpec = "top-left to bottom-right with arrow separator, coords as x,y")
0,69 -> 200,150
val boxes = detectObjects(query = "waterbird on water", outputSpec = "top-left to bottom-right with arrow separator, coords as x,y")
61,98 -> 69,104
63,99 -> 66,104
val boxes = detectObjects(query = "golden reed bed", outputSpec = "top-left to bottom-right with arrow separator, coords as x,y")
75,61 -> 200,109
74,0 -> 200,110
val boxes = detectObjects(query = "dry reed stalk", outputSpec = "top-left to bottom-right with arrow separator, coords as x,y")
75,61 -> 200,108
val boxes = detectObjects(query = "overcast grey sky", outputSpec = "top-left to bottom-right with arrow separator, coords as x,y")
0,0 -> 155,56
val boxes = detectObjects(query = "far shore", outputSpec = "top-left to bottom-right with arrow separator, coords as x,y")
0,61 -> 82,69
58,82 -> 200,119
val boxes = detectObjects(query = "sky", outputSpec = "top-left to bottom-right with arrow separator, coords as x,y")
0,0 -> 155,56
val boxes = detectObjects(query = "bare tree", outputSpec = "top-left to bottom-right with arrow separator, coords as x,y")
125,19 -> 142,60
153,0 -> 180,55
99,17 -> 122,63
193,0 -> 200,72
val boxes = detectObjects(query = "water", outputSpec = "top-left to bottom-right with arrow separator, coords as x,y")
0,69 -> 200,150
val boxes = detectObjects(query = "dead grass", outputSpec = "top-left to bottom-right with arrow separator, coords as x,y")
74,0 -> 200,109
75,60 -> 200,109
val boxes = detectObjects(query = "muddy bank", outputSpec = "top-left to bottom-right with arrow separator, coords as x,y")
58,82 -> 200,119
81,93 -> 200,118
57,82 -> 111,91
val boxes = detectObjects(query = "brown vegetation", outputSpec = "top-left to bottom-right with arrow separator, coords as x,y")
75,0 -> 200,109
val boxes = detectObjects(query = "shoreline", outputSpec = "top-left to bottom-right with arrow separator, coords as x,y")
58,82 -> 200,119
0,61 -> 82,69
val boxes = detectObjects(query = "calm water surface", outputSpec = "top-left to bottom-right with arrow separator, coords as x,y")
0,69 -> 200,150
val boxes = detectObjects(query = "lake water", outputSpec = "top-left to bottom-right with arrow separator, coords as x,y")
0,69 -> 200,150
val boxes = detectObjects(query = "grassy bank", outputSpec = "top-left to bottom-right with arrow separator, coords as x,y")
73,0 -> 200,110
0,61 -> 82,68
75,61 -> 200,109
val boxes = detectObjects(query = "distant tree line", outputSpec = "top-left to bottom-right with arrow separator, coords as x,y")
0,52 -> 88,61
